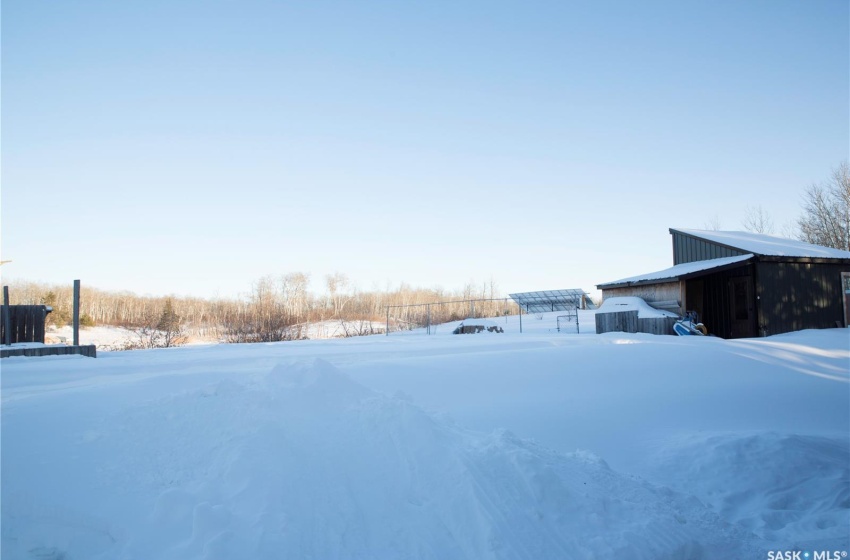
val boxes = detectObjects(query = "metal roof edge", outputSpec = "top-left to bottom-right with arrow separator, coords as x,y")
597,255 -> 755,290
754,255 -> 850,265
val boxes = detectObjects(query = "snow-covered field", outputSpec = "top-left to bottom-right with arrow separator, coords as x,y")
47,319 -> 389,349
46,325 -> 143,349
2,311 -> 848,559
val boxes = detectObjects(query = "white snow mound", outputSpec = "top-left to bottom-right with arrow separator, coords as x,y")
2,359 -> 758,559
598,296 -> 678,318
644,431 -> 850,551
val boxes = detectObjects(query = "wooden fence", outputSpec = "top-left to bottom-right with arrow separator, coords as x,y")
1,345 -> 97,358
638,316 -> 678,335
1,305 -> 50,344
1,282 -> 97,359
595,310 -> 638,334
595,310 -> 677,336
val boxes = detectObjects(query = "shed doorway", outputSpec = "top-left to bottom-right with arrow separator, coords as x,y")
729,276 -> 756,338
843,272 -> 850,328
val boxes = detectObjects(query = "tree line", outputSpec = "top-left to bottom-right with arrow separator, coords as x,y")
9,162 -> 846,347
728,161 -> 850,252
4,275 -> 513,346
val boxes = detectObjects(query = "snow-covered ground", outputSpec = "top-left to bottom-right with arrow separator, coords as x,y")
46,320 -> 390,349
46,325 -> 142,349
2,311 -> 848,559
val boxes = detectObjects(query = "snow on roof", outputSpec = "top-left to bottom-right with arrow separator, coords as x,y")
598,254 -> 754,288
672,229 -> 850,259
597,297 -> 678,318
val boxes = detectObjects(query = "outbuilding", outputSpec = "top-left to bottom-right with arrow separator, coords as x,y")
597,228 -> 850,338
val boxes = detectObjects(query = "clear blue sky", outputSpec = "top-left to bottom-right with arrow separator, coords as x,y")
3,0 -> 848,299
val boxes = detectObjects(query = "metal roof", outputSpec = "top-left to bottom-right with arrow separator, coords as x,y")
670,229 -> 850,259
509,289 -> 587,313
597,254 -> 754,289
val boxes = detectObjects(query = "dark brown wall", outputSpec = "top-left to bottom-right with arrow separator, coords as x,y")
756,262 -> 849,335
686,264 -> 753,339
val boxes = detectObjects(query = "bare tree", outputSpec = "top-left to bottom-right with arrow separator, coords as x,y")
220,278 -> 300,344
779,221 -> 798,240
703,215 -> 723,231
122,299 -> 187,350
741,205 -> 775,234
339,318 -> 376,338
281,272 -> 310,319
798,161 -> 850,250
325,272 -> 350,317
8,274 -> 510,341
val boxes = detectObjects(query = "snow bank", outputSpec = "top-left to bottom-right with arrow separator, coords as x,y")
598,296 -> 678,318
47,325 -> 140,348
645,432 -> 849,551
2,328 -> 847,558
1,359 -> 756,559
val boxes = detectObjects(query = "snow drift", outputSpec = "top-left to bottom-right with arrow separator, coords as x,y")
2,317 -> 847,559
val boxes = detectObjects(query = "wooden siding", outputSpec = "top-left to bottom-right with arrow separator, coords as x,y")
638,316 -> 678,335
756,262 -> 850,335
596,310 -> 639,334
595,310 -> 677,335
0,305 -> 49,344
672,231 -> 746,265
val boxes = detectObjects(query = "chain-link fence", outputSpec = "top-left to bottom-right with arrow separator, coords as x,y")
384,297 -> 523,335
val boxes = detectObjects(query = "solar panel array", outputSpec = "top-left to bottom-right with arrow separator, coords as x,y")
508,289 -> 587,313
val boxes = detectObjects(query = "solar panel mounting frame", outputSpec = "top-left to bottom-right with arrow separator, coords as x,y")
508,289 -> 587,314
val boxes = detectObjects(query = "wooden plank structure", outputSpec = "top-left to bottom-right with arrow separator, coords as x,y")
1,281 -> 98,358
595,310 -> 677,335
1,345 -> 97,358
639,316 -> 678,335
595,310 -> 638,334
1,305 -> 50,344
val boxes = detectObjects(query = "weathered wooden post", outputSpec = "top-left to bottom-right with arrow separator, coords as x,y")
73,279 -> 81,346
386,307 -> 390,336
3,286 -> 11,346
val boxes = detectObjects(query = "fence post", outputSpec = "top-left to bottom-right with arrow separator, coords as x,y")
3,286 -> 10,346
575,303 -> 580,334
35,306 -> 47,343
386,307 -> 389,336
73,280 -> 81,346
